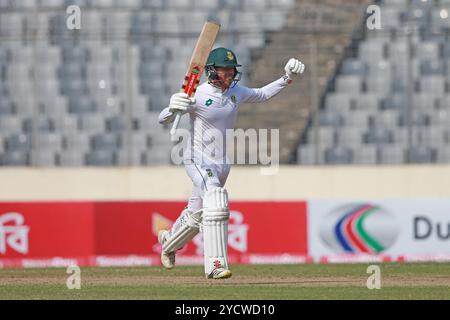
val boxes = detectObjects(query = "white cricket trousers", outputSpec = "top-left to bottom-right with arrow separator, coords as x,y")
184,161 -> 230,213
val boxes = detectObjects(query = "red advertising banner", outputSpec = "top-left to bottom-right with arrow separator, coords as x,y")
0,201 -> 308,268
0,202 -> 95,258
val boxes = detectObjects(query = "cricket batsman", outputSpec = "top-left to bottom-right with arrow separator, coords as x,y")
158,47 -> 305,279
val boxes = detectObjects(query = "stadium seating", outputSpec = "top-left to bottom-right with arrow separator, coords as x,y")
297,0 -> 450,165
0,0 -> 295,166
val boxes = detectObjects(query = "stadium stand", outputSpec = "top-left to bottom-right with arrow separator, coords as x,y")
0,0 -> 295,166
297,0 -> 450,165
1,0 -> 449,166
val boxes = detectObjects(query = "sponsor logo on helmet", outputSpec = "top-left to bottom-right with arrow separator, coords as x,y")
320,203 -> 399,254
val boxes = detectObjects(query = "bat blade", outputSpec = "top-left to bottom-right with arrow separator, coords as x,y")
170,21 -> 220,137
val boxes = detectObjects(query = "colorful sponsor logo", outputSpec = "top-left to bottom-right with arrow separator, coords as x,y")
320,204 -> 399,254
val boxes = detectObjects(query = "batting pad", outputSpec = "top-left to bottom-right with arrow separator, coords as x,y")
162,209 -> 202,254
202,187 -> 230,275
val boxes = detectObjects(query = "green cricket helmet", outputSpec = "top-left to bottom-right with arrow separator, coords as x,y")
206,47 -> 242,88
206,47 -> 242,68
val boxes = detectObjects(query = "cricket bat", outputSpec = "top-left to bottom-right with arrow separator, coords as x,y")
170,21 -> 221,137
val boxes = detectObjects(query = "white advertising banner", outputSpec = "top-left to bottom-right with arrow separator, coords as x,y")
308,199 -> 450,262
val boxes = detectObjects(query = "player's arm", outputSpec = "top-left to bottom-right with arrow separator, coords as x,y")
158,93 -> 196,124
241,58 -> 305,103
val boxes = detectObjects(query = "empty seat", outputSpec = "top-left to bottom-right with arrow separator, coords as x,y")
392,127 -> 408,144
307,127 -> 336,146
364,127 -> 394,144
379,7 -> 401,29
91,133 -> 121,151
22,117 -> 54,133
297,145 -> 321,165
420,60 -> 445,76
437,148 -> 450,163
61,45 -> 89,63
346,110 -> 373,127
337,127 -> 363,145
408,146 -> 436,163
420,76 -> 446,95
416,42 -> 439,60
116,149 -> 143,166
325,93 -> 351,112
79,114 -> 105,133
382,94 -> 407,110
85,150 -> 116,165
341,59 -> 367,76
0,116 -> 22,133
106,116 -> 127,132
354,94 -> 380,110
398,112 -> 430,126
4,134 -> 32,152
432,109 -> 450,126
140,45 -> 168,63
63,133 -> 90,151
0,151 -> 28,166
413,93 -> 438,110
58,64 -> 86,79
153,11 -> 182,33
324,146 -> 353,165
371,110 -> 399,127
319,112 -> 344,127
40,0 -> 65,8
139,62 -> 165,78
388,41 -> 409,63
143,150 -> 170,165
359,40 -> 386,62
68,97 -> 97,113
353,145 -> 377,165
58,150 -> 85,166
37,133 -> 63,151
60,79 -> 88,96
336,75 -> 362,93
53,115 -> 79,133
378,145 -> 405,164
0,97 -> 14,114
129,133 -> 150,151
34,151 -> 57,167
365,76 -> 391,96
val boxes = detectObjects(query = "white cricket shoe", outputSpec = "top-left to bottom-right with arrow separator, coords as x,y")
158,230 -> 175,269
207,268 -> 232,279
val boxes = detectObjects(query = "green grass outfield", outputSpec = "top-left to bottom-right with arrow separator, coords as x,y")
0,263 -> 449,299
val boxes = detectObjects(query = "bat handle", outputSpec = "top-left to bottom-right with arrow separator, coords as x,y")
170,112 -> 182,136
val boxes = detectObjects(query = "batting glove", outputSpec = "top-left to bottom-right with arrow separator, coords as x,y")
284,58 -> 305,80
168,92 -> 196,115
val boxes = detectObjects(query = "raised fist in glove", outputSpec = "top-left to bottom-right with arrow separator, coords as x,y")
284,58 -> 305,80
168,92 -> 196,115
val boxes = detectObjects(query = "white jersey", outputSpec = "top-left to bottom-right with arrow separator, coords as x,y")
159,76 -> 290,165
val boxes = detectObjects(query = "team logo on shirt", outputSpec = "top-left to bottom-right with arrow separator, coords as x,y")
231,95 -> 237,103
205,99 -> 213,107
206,168 -> 214,178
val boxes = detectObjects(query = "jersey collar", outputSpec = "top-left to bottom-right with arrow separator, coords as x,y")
206,81 -> 229,94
